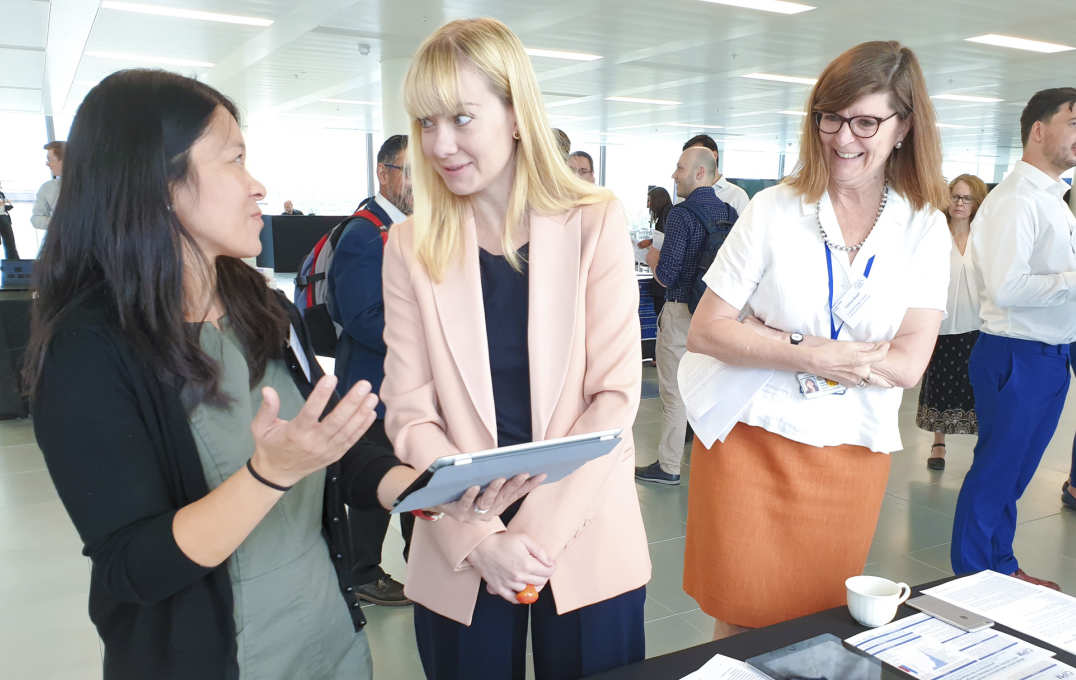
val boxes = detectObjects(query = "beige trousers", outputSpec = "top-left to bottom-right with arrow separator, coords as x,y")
655,302 -> 691,475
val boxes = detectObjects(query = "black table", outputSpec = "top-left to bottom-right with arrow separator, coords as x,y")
0,289 -> 32,419
589,578 -> 1076,679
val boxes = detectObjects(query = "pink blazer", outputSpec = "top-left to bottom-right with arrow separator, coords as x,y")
381,198 -> 651,625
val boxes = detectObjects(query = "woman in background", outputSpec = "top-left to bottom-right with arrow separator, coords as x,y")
917,173 -> 988,470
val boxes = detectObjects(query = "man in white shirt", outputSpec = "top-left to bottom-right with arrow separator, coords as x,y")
31,141 -> 64,231
952,88 -> 1076,589
683,134 -> 749,214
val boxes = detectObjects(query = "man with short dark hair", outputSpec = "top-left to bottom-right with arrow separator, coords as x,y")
568,150 -> 595,183
329,133 -> 413,606
951,88 -> 1076,589
683,134 -> 749,214
636,147 -> 729,485
32,141 -> 64,231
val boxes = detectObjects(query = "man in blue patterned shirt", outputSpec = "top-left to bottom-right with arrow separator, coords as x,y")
637,147 -> 732,484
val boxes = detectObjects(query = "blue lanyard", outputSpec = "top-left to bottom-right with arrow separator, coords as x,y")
826,243 -> 875,340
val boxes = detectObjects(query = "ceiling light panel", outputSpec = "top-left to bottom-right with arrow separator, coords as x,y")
85,51 -> 214,68
778,110 -> 806,116
932,94 -> 1004,103
606,96 -> 681,106
667,123 -> 724,129
100,1 -> 273,27
322,99 -> 378,105
965,34 -> 1074,54
698,0 -> 815,14
742,72 -> 817,85
525,48 -> 602,61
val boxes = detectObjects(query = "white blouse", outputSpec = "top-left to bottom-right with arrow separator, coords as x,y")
701,183 -> 951,454
940,232 -> 980,335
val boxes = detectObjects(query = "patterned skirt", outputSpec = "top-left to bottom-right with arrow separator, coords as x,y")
916,331 -> 978,434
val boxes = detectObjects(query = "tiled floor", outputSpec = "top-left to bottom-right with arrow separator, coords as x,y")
2,366 -> 1074,679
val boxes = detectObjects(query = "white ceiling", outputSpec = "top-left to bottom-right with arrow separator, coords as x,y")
3,0 -> 1076,162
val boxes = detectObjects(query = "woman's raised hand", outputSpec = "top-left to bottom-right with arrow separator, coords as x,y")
250,375 -> 378,488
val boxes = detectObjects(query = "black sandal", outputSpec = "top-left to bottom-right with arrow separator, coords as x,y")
927,443 -> 946,470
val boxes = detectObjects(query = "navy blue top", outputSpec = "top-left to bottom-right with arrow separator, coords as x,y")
656,186 -> 735,303
479,244 -> 533,449
480,244 -> 533,526
329,196 -> 393,418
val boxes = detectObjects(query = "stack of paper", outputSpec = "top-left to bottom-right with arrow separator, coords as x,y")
923,571 -> 1076,656
677,351 -> 773,448
846,612 -> 1071,679
680,653 -> 771,680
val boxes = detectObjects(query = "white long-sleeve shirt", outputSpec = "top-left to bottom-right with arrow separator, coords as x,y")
712,176 -> 750,215
971,161 -> 1076,345
31,177 -> 61,230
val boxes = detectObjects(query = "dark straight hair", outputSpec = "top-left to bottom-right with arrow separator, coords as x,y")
1020,87 -> 1076,146
24,69 -> 288,406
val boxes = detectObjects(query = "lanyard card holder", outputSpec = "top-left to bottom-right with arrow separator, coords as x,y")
796,372 -> 847,398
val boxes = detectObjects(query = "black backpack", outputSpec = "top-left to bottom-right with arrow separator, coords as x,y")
678,200 -> 738,314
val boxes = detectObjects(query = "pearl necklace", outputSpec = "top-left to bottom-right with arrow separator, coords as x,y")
818,184 -> 889,253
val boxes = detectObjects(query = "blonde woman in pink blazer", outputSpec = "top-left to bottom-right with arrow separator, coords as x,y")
379,17 -> 651,680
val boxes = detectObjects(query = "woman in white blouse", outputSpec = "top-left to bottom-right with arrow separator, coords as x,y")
682,41 -> 950,639
917,174 -> 988,470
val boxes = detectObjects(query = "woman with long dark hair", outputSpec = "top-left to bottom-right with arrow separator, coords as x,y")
647,186 -> 672,232
24,69 -> 535,680
645,187 -> 673,318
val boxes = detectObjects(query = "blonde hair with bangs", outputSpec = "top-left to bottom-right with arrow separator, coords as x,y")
403,17 -> 612,282
785,41 -> 948,214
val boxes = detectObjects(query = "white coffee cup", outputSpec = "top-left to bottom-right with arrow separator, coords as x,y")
845,575 -> 911,627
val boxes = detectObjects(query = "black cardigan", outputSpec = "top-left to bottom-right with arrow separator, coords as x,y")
32,288 -> 401,679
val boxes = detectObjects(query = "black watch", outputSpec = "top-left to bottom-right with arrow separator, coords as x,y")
789,332 -> 805,346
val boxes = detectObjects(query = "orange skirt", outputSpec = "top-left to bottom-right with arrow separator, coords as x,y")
683,423 -> 891,628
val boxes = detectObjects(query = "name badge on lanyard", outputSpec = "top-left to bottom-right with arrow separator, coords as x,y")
826,243 -> 876,339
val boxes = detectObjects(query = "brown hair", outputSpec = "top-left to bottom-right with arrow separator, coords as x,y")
785,41 -> 947,213
944,173 -> 988,226
43,140 -> 66,161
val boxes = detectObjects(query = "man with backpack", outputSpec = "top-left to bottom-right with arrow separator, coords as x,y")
636,146 -> 737,485
328,134 -> 413,606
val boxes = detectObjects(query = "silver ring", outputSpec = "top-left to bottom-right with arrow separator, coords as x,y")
473,506 -> 489,515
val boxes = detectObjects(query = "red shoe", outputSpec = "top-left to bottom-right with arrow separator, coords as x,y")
1012,569 -> 1061,591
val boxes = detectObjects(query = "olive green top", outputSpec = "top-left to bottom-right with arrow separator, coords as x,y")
187,319 -> 371,680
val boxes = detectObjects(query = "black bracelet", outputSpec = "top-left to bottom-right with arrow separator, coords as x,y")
245,458 -> 292,492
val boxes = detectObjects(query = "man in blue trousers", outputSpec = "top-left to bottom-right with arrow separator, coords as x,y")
1064,345 -> 1076,511
952,88 -> 1076,588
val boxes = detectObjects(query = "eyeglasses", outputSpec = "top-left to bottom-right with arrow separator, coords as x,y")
950,194 -> 975,205
813,111 -> 899,139
382,163 -> 411,178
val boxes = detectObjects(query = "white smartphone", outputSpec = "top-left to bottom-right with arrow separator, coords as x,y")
907,594 -> 993,632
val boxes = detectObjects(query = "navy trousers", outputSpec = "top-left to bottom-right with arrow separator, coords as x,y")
951,333 -> 1071,574
413,584 -> 645,680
